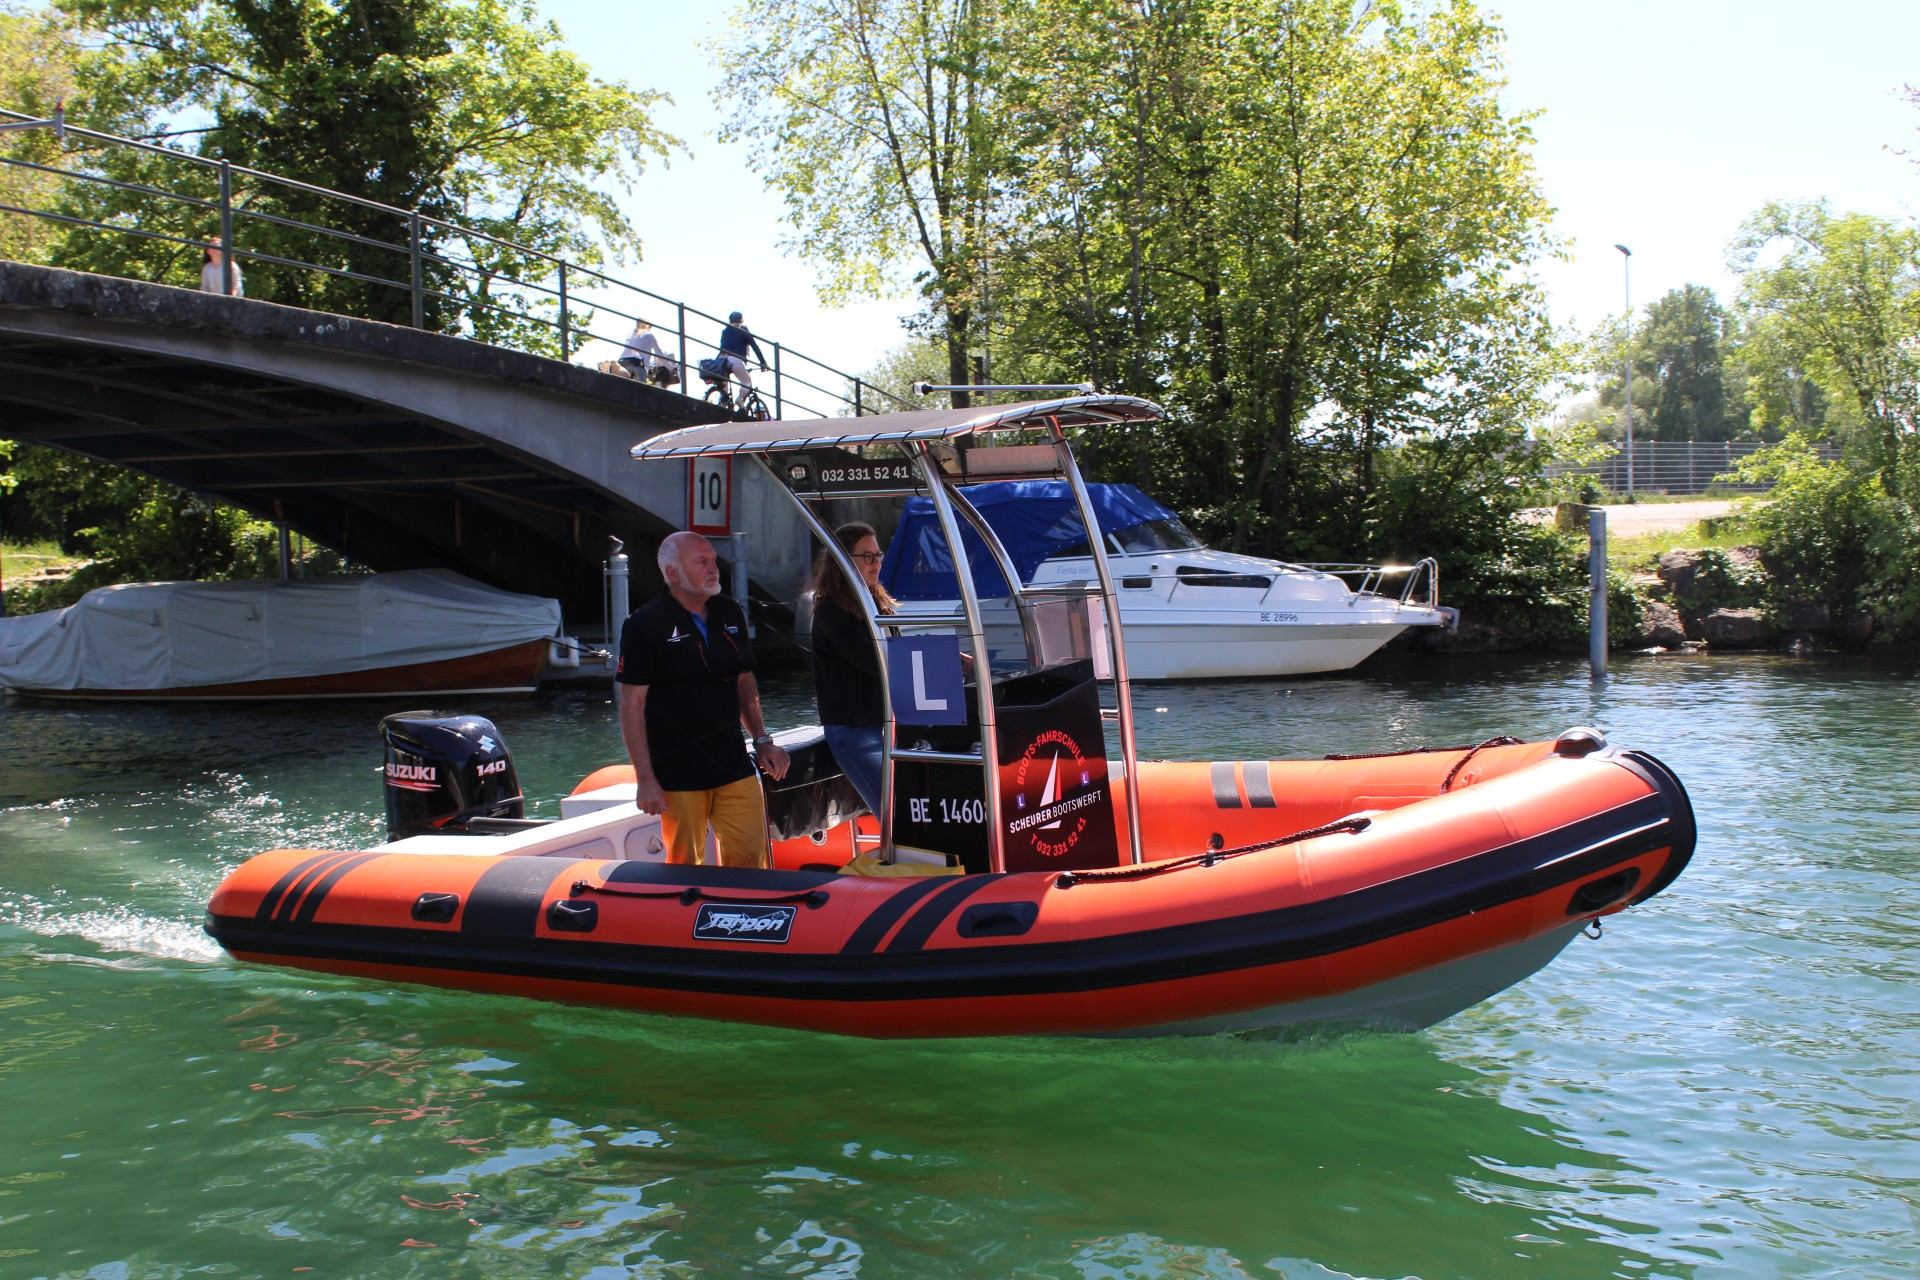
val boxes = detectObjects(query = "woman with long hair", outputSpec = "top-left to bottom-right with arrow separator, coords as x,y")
808,521 -> 896,815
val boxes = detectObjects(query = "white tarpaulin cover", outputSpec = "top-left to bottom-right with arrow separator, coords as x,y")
0,569 -> 562,692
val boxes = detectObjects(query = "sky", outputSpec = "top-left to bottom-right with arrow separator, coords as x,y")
538,0 -> 1920,380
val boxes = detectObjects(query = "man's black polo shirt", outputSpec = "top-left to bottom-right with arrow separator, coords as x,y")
616,593 -> 757,792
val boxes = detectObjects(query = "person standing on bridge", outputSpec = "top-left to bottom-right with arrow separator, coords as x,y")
719,310 -> 768,391
617,531 -> 790,867
200,245 -> 243,297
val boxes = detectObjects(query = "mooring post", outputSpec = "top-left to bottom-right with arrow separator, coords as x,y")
1589,506 -> 1608,678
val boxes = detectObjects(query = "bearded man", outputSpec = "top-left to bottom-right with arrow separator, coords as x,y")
616,531 -> 790,866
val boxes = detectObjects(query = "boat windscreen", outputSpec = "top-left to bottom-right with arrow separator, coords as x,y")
882,481 -> 1181,601
1111,517 -> 1203,555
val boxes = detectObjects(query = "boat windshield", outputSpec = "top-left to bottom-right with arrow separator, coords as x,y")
1113,517 -> 1203,554
1047,517 -> 1203,561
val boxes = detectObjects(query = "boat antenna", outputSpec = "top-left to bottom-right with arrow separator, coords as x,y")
911,382 -> 1095,397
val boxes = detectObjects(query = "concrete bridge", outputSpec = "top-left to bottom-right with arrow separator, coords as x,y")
0,260 -> 821,630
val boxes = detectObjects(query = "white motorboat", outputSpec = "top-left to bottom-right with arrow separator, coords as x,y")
880,480 -> 1454,680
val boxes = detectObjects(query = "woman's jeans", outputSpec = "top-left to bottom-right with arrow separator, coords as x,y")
822,723 -> 885,816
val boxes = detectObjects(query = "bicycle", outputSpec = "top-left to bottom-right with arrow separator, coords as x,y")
697,356 -> 773,421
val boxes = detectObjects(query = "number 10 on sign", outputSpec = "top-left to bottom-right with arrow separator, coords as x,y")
688,457 -> 731,535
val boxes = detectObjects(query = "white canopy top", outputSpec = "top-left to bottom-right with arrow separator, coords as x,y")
629,395 -> 1166,460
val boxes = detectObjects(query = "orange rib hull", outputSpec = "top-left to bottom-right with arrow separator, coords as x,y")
206,741 -> 1693,1037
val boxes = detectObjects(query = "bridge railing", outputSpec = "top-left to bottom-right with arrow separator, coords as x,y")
0,105 -> 907,419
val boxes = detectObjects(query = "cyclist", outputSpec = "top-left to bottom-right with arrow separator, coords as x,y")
719,311 -> 769,392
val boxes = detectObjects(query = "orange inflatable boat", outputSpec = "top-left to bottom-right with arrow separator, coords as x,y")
204,724 -> 1693,1038
206,395 -> 1694,1037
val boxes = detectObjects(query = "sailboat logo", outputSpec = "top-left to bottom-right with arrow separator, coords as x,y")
1038,755 -> 1062,829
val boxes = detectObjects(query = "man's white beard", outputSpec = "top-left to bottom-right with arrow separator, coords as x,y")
670,570 -> 722,598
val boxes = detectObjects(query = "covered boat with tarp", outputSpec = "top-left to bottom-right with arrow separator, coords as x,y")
0,569 -> 561,700
204,394 -> 1694,1038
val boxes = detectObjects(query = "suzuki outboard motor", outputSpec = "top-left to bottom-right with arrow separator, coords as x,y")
379,711 -> 523,841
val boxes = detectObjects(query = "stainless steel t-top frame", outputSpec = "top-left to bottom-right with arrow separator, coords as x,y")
629,395 -> 1165,870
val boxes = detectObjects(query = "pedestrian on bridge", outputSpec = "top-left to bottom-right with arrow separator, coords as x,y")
619,318 -> 678,385
199,246 -> 243,297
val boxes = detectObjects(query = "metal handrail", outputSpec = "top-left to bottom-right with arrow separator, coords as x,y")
0,105 -> 911,419
1299,558 -> 1442,610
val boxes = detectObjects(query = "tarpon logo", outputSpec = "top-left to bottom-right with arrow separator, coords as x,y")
476,759 -> 509,778
692,903 -> 796,944
385,761 -> 439,793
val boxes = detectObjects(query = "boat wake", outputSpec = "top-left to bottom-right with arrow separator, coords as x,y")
0,900 -> 224,964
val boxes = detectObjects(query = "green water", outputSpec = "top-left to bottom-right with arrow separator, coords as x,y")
3,653 -> 1917,1278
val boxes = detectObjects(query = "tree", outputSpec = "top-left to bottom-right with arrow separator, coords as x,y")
1589,285 -> 1749,443
1636,285 -> 1745,442
48,0 -> 678,350
1731,202 -> 1920,496
0,7 -> 92,262
996,0 -> 1559,564
715,0 -> 1001,406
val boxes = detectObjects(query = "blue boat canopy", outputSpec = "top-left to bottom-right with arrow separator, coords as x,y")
881,481 -> 1183,601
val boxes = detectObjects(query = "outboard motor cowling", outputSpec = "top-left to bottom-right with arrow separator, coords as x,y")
380,711 -> 523,841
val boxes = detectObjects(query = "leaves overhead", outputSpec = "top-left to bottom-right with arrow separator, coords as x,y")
41,0 -> 679,347
722,0 -> 1561,594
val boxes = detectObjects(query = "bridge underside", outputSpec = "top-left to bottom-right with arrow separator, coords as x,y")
0,262 -> 767,628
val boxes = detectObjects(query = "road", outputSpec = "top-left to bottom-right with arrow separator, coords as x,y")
1595,499 -> 1739,536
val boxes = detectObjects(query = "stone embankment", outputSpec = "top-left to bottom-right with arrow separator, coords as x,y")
1630,547 -> 1847,656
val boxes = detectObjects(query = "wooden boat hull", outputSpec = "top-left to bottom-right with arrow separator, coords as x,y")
15,638 -> 551,701
204,742 -> 1694,1038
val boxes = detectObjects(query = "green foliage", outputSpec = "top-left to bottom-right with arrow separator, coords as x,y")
39,0 -> 677,355
0,442 -> 345,614
723,0 -> 1560,577
715,0 -> 1000,398
1456,522 -> 1591,641
1607,570 -> 1650,649
1730,435 -> 1920,627
1731,203 -> 1920,485
0,7 -> 92,262
854,336 -> 951,413
1677,547 -> 1768,615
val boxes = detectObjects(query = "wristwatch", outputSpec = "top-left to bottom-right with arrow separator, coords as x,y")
752,735 -> 774,745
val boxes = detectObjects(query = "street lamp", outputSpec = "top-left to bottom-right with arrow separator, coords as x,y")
1615,243 -> 1634,498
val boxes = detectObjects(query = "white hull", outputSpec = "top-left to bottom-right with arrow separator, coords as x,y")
1118,614 -> 1414,679
899,547 -> 1451,681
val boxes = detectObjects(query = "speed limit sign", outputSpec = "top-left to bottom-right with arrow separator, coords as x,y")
688,456 -> 731,535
